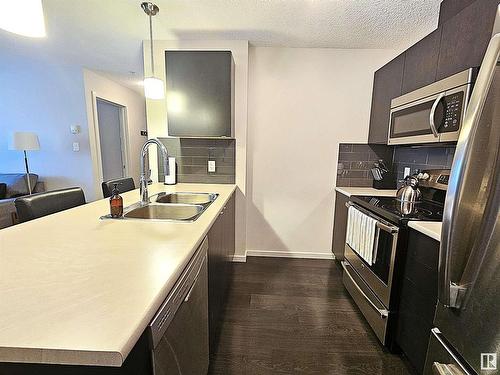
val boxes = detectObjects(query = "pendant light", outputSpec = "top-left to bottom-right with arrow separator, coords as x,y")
141,2 -> 164,100
0,0 -> 46,38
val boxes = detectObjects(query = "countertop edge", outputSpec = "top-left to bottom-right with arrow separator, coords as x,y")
335,187 -> 397,198
408,221 -> 442,242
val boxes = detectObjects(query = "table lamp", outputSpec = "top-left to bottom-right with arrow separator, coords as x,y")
8,132 -> 40,194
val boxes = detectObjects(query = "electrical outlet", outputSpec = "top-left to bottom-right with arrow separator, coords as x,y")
72,142 -> 80,152
208,160 -> 216,173
404,167 -> 411,178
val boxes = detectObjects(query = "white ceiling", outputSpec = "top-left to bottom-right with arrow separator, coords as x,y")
0,0 -> 442,91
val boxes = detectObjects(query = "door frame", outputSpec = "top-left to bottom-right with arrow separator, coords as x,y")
89,91 -> 131,197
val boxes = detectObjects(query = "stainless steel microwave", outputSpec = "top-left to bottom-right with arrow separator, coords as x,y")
388,68 -> 477,145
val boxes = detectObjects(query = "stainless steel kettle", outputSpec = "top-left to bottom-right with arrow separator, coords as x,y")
396,175 -> 422,202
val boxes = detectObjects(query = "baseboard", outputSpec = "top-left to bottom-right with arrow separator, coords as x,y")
245,250 -> 334,260
232,254 -> 247,262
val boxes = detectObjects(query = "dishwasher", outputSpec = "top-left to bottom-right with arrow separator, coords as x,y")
148,237 -> 209,375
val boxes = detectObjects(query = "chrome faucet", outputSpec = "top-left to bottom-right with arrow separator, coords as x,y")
139,138 -> 169,205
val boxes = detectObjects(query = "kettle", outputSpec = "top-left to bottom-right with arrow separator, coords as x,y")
396,174 -> 422,203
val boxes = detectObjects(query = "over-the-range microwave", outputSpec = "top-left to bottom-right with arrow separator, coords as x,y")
388,68 -> 477,145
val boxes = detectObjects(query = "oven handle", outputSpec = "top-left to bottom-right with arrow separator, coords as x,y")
429,92 -> 445,138
345,202 -> 399,234
341,261 -> 389,318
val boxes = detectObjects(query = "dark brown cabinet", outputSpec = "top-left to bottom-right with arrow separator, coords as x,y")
207,192 -> 235,354
436,0 -> 500,80
368,53 -> 405,145
331,191 -> 349,261
396,229 -> 439,374
438,0 -> 475,25
401,28 -> 442,94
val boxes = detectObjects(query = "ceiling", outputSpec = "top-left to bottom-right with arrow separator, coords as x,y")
0,0 -> 442,92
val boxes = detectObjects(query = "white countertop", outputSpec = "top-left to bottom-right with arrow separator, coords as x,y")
408,221 -> 442,242
0,183 -> 236,367
335,187 -> 397,197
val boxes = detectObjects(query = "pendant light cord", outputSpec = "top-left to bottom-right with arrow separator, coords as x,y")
149,13 -> 155,76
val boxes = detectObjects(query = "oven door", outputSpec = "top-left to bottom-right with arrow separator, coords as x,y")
388,85 -> 469,145
344,204 -> 399,307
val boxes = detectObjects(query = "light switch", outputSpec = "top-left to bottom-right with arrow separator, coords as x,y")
404,167 -> 411,178
70,125 -> 81,134
72,142 -> 80,152
208,160 -> 216,173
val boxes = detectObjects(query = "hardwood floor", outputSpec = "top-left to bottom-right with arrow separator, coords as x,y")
208,257 -> 413,375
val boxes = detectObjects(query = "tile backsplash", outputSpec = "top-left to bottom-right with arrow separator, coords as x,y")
337,144 -> 393,187
158,138 -> 235,184
336,143 -> 456,188
393,145 -> 455,182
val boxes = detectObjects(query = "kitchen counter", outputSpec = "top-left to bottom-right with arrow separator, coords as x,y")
408,221 -> 442,242
335,187 -> 397,197
0,183 -> 236,367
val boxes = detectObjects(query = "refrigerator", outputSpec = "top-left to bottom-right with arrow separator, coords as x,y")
423,5 -> 500,375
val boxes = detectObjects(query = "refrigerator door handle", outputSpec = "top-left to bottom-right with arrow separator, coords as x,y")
439,32 -> 500,308
429,329 -> 473,375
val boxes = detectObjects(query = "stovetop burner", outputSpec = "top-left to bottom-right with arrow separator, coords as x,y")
350,195 -> 444,224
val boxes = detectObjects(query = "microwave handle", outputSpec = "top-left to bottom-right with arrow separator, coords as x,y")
429,92 -> 445,138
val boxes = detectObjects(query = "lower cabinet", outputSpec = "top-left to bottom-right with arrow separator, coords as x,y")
396,229 -> 440,375
331,191 -> 349,261
207,192 -> 235,354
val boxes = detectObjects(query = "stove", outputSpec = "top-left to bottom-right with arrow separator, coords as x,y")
341,169 -> 450,349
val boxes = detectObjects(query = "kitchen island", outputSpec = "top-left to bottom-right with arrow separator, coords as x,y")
0,183 -> 236,368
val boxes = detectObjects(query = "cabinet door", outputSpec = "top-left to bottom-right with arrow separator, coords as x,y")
368,53 -> 405,144
401,28 -> 442,94
438,0 -> 475,25
396,229 -> 439,374
166,51 -> 233,137
331,192 -> 349,261
436,0 -> 500,80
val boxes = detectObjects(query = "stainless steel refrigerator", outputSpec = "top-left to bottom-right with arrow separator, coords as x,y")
423,5 -> 500,375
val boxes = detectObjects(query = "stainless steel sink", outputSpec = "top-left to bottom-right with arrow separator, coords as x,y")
155,192 -> 218,205
123,203 -> 204,221
101,192 -> 218,222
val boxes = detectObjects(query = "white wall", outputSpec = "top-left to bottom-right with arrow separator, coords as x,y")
144,40 -> 249,257
83,69 -> 147,199
246,47 -> 397,257
0,53 -> 94,196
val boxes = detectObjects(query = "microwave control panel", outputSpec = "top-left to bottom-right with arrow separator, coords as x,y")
441,91 -> 464,133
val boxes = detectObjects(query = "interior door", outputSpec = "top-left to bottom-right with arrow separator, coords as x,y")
96,98 -> 126,181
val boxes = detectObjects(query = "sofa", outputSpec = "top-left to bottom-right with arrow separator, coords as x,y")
0,174 -> 44,229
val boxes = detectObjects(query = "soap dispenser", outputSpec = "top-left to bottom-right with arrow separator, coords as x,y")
110,183 -> 123,218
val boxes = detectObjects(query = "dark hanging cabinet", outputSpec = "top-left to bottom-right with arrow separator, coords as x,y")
165,51 -> 235,137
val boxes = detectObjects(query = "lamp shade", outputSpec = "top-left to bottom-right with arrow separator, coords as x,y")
0,0 -> 46,38
144,77 -> 165,99
9,132 -> 40,151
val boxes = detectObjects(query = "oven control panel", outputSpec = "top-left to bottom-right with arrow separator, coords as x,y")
418,169 -> 450,190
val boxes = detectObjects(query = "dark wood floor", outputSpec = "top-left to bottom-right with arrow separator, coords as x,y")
208,257 -> 413,375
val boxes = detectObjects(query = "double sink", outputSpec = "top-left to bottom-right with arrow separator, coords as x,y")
108,192 -> 218,222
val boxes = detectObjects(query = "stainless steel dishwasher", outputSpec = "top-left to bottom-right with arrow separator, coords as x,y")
148,237 -> 209,375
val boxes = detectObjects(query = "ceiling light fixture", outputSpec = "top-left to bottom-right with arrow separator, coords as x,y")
0,0 -> 46,38
141,2 -> 164,100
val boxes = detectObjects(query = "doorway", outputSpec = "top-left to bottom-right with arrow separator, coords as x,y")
95,98 -> 128,182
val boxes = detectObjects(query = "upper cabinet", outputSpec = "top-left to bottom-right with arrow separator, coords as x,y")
401,28 -> 441,94
367,0 -> 500,145
436,0 -> 500,80
368,53 -> 405,144
165,51 -> 235,138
